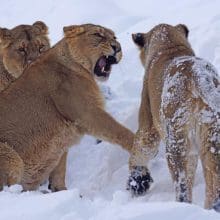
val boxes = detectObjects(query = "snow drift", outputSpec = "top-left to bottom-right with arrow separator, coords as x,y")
0,0 -> 220,219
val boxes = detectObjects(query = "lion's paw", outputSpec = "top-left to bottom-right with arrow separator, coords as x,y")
213,198 -> 220,212
48,184 -> 67,192
127,166 -> 153,196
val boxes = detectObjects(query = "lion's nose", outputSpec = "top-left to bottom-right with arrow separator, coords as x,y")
111,44 -> 121,53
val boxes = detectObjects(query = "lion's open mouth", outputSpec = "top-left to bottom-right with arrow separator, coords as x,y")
94,55 -> 117,78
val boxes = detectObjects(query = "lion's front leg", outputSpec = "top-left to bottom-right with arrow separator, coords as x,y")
51,86 -> 134,153
127,76 -> 160,196
127,127 -> 160,196
83,107 -> 134,152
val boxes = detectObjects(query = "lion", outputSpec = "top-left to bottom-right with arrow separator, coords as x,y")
0,21 -> 50,91
128,23 -> 220,211
0,23 -> 134,192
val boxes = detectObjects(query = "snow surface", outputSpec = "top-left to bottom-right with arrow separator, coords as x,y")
1,0 -> 220,219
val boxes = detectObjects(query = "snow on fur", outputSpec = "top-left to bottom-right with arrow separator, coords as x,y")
1,0 -> 220,219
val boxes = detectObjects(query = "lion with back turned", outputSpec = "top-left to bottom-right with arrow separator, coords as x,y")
0,23 -> 135,192
127,23 -> 220,212
0,21 -> 50,91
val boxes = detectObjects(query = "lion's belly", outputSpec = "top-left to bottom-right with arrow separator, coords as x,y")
20,122 -> 83,190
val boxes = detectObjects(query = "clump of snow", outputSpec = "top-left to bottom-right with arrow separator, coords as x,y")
162,70 -> 187,110
192,57 -> 220,111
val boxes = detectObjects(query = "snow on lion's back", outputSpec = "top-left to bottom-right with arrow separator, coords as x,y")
0,0 -> 220,219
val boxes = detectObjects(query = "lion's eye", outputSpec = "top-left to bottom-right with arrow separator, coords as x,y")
113,36 -> 117,40
39,44 -> 45,53
93,33 -> 104,38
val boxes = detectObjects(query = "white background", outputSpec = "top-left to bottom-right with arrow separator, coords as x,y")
0,0 -> 220,219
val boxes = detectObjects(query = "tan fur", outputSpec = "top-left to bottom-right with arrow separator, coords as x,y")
131,23 -> 220,210
0,21 -> 50,91
0,24 -> 134,192
0,143 -> 24,190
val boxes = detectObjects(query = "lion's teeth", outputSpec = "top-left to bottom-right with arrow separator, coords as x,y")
101,67 -> 105,72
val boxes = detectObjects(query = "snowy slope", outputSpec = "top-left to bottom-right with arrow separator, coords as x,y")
1,0 -> 220,219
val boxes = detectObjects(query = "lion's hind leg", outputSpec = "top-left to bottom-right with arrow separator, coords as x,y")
0,142 -> 24,190
199,116 -> 220,211
165,123 -> 196,203
48,152 -> 67,192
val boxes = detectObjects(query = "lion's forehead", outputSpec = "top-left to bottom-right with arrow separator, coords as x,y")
10,26 -> 41,40
9,29 -> 48,46
152,24 -> 173,33
85,24 -> 115,37
96,27 -> 114,36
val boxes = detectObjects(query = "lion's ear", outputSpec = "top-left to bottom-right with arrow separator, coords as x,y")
132,33 -> 145,47
175,24 -> 189,38
0,28 -> 12,48
33,21 -> 48,35
63,25 -> 85,38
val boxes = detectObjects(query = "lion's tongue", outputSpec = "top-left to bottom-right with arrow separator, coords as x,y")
98,57 -> 106,69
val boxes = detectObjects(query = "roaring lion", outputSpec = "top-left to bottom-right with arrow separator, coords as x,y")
0,21 -> 50,91
128,23 -> 220,211
0,24 -> 134,192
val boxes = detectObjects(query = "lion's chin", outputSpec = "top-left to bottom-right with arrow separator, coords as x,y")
94,75 -> 109,82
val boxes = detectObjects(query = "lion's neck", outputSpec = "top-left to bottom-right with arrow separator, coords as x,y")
50,40 -> 72,66
145,44 -> 194,70
50,39 -> 92,78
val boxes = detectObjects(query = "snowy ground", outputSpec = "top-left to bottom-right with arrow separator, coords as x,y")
1,0 -> 220,219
